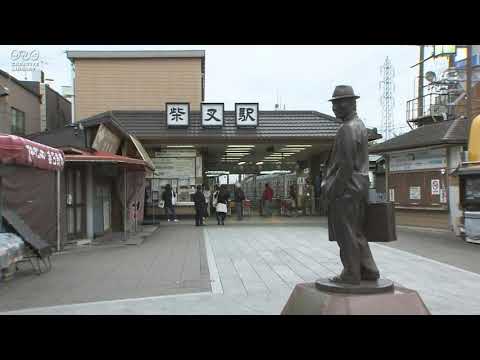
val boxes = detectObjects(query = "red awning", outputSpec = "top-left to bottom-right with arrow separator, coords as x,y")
64,149 -> 153,170
0,133 -> 65,171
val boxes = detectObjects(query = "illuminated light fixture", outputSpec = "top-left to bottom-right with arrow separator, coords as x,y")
206,170 -> 230,175
285,145 -> 312,148
167,145 -> 195,148
238,161 -> 246,165
255,161 -> 264,165
227,145 -> 255,148
260,170 -> 291,175
279,148 -> 304,152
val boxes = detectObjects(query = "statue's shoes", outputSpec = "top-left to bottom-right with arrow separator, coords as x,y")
328,275 -> 360,286
361,273 -> 380,281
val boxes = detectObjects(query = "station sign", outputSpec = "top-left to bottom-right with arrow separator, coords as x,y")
201,103 -> 224,128
235,103 -> 259,128
166,103 -> 190,128
164,102 -> 261,129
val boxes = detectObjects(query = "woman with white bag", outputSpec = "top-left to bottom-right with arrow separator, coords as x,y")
215,185 -> 229,226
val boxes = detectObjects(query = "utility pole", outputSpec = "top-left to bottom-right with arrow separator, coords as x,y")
418,45 -> 425,118
466,45 -> 473,141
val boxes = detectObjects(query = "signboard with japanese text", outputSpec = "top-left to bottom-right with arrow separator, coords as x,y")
389,188 -> 395,202
92,124 -> 121,154
389,148 -> 447,172
431,179 -> 440,195
409,186 -> 421,200
154,150 -> 197,158
152,157 -> 195,178
235,103 -> 259,128
440,188 -> 447,203
166,103 -> 190,128
201,103 -> 224,128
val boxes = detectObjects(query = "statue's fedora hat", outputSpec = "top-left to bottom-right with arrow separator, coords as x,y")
329,85 -> 360,101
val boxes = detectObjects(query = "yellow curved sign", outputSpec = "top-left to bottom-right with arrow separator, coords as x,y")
469,114 -> 480,162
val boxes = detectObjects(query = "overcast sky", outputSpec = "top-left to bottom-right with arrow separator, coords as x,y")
0,45 -> 452,137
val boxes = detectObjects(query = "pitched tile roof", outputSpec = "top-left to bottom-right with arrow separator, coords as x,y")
370,118 -> 467,154
79,110 -> 343,142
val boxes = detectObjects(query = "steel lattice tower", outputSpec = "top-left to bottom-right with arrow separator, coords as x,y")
379,57 -> 396,141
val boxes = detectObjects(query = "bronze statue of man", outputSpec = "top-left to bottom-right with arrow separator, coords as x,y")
322,85 -> 380,285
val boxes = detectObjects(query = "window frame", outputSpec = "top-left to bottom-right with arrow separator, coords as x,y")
10,107 -> 26,135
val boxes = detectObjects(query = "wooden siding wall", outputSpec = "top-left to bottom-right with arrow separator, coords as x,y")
74,58 -> 203,121
388,170 -> 448,209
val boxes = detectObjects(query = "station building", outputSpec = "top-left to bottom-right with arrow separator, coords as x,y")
66,50 -> 381,221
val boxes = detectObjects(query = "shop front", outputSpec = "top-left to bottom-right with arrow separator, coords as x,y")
64,150 -> 151,244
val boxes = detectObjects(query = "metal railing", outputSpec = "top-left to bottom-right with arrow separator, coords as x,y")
406,92 -> 454,124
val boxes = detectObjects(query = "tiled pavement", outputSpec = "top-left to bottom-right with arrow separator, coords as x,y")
3,224 -> 480,315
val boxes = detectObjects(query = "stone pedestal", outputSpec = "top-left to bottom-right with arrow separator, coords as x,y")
281,282 -> 430,315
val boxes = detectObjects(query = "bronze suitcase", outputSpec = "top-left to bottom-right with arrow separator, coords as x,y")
365,202 -> 397,242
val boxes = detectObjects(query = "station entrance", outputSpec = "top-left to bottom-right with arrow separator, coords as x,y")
143,141 -> 333,223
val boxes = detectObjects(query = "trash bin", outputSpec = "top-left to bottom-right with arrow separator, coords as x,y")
464,211 -> 480,244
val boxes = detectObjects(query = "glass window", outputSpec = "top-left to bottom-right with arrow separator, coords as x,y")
10,107 -> 25,135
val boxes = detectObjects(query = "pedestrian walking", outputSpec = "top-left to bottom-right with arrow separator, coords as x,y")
212,184 -> 220,223
162,183 -> 179,222
262,183 -> 274,216
234,182 -> 246,221
287,184 -> 297,217
216,184 -> 229,225
203,185 -> 211,219
193,185 -> 206,226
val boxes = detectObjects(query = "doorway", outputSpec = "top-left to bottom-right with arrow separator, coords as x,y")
93,180 -> 112,237
66,167 -> 86,240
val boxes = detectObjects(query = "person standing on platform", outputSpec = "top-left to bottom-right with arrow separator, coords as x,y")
193,185 -> 206,226
262,183 -> 274,216
288,184 -> 297,217
212,184 -> 220,223
216,185 -> 229,225
162,183 -> 178,222
203,185 -> 211,221
234,182 -> 246,221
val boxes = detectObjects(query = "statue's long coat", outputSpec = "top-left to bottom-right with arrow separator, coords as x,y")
322,113 -> 370,242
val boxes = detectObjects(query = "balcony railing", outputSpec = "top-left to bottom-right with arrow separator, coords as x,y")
406,92 -> 457,125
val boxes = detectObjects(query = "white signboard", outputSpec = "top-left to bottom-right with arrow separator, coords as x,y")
235,103 -> 259,128
155,150 -> 197,158
92,124 -> 121,154
166,103 -> 189,127
409,186 -> 421,200
201,103 -> 224,128
195,155 -> 202,177
389,148 -> 447,172
152,157 -> 195,178
389,188 -> 395,202
440,188 -> 447,203
431,179 -> 440,195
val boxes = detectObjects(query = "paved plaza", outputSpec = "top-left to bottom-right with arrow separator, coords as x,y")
2,219 -> 480,315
